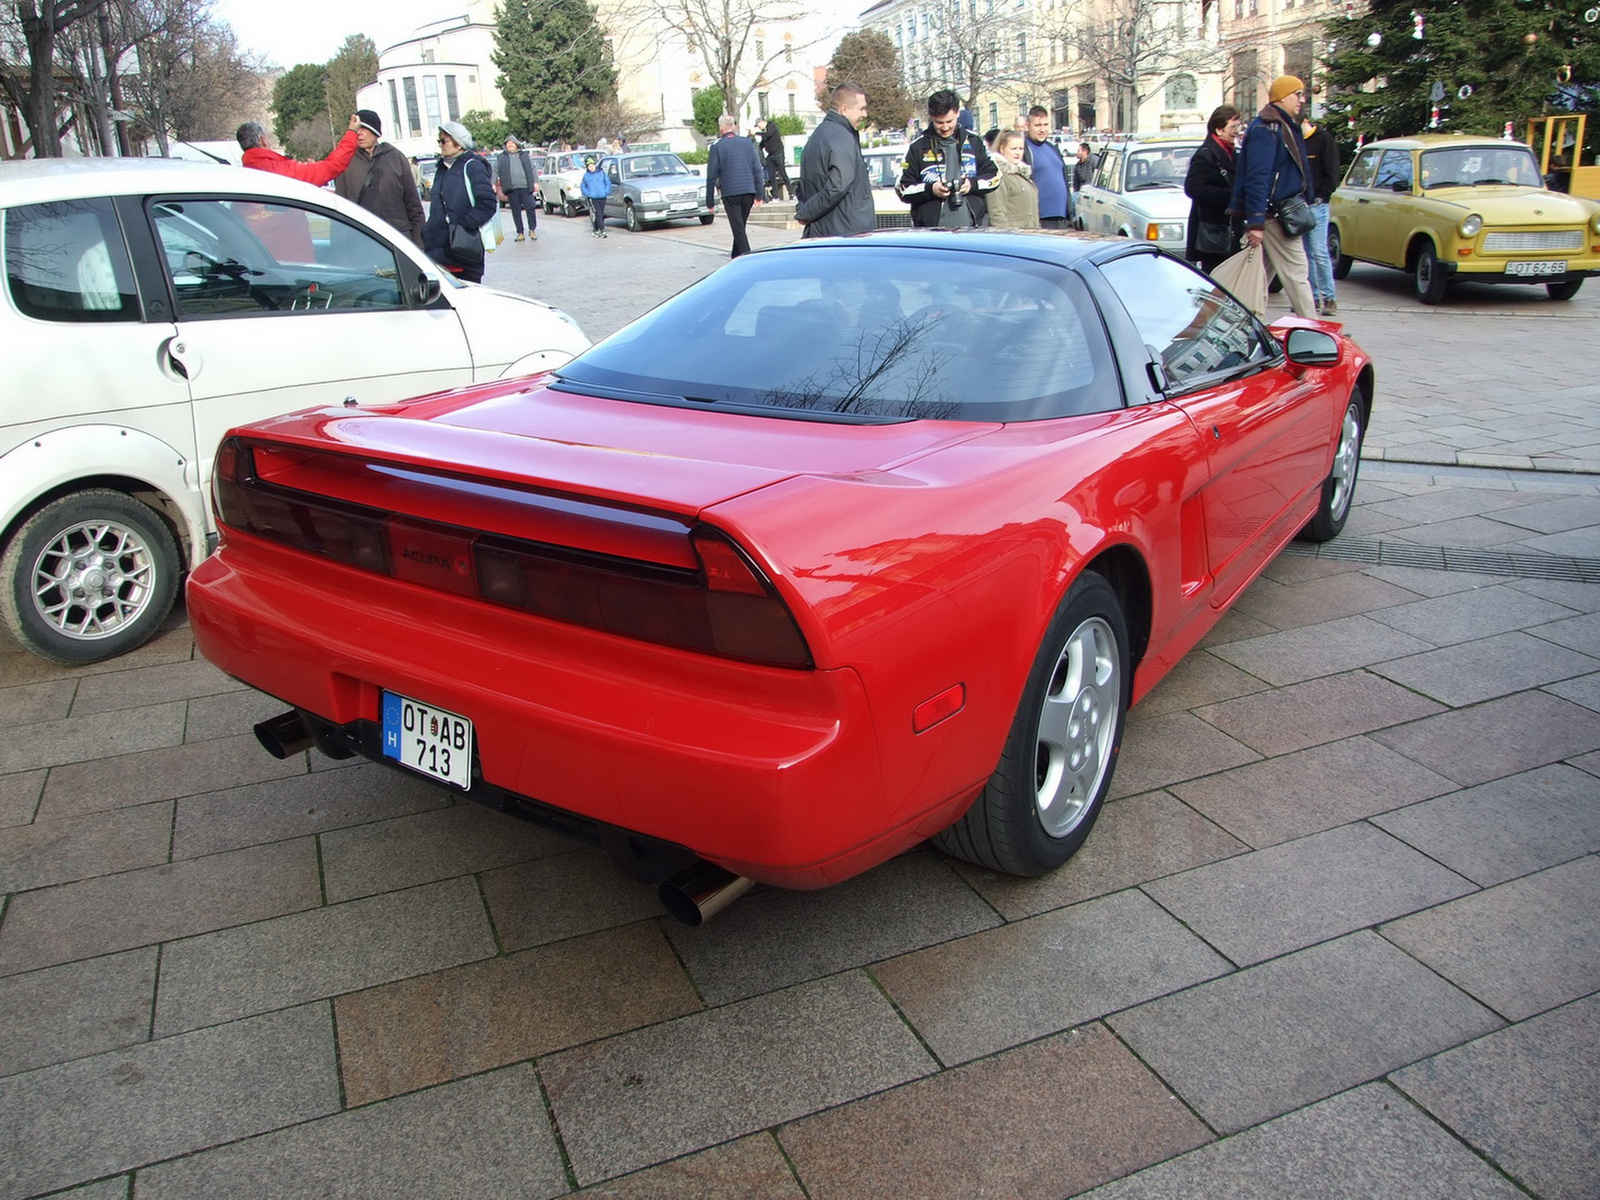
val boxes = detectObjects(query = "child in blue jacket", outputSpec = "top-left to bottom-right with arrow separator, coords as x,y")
580,157 -> 611,238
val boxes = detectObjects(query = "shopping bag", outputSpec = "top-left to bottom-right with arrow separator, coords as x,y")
480,216 -> 505,253
1210,242 -> 1267,319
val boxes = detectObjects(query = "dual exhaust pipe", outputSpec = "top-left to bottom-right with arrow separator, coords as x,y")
253,710 -> 757,925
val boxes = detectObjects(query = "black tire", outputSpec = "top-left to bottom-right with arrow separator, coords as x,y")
1414,241 -> 1449,304
541,194 -> 555,215
1328,222 -> 1352,280
1,489 -> 181,665
934,570 -> 1129,876
1299,392 -> 1365,543
562,194 -> 578,218
624,202 -> 642,232
1547,278 -> 1583,301
698,213 -> 715,226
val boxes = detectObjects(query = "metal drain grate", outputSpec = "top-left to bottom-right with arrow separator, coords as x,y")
1286,537 -> 1600,583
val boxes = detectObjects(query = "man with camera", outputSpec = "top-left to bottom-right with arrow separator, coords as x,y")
897,90 -> 999,227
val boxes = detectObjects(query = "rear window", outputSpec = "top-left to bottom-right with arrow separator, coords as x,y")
4,198 -> 139,323
554,244 -> 1119,422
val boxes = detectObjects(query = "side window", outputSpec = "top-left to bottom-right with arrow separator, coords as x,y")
4,198 -> 139,323
607,162 -> 621,184
1343,148 -> 1380,189
1373,150 -> 1414,191
1102,253 -> 1269,391
150,198 -> 406,320
1095,150 -> 1121,190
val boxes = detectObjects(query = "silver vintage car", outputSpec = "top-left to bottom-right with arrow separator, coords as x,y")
1075,135 -> 1201,253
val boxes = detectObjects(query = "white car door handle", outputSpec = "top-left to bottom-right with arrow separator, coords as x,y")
164,336 -> 201,381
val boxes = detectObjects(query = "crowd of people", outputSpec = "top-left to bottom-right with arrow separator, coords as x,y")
1184,74 -> 1341,317
234,79 -> 1343,317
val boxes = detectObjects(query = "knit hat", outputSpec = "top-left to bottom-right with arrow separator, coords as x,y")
438,120 -> 474,151
1268,75 -> 1304,104
356,109 -> 382,137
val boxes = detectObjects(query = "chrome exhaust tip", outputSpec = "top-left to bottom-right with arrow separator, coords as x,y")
254,710 -> 314,759
658,862 -> 756,926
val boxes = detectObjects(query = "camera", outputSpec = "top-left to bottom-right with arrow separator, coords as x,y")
947,186 -> 964,210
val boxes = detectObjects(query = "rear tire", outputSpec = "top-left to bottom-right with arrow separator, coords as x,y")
1298,392 -> 1364,543
934,571 -> 1128,876
1547,278 -> 1583,301
1328,223 -> 1352,280
1,489 -> 181,665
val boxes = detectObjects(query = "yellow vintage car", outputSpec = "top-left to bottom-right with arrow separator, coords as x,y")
1328,133 -> 1600,304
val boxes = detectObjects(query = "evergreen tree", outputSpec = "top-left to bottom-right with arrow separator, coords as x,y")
493,0 -> 617,144
822,30 -> 913,130
691,86 -> 724,138
1323,0 -> 1600,142
324,34 -> 378,127
272,62 -> 329,146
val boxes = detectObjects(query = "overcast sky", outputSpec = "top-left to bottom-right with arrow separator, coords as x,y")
212,0 -> 464,69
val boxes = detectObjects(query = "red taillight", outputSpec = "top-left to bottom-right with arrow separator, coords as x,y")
213,437 -> 813,669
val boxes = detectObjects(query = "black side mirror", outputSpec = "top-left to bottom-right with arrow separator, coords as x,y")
409,274 -> 442,308
1391,180 -> 1411,192
1284,327 -> 1341,365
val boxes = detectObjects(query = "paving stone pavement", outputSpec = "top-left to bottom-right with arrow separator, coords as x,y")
2,214 -> 1598,1197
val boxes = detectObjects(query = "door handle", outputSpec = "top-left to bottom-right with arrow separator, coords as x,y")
163,336 -> 200,381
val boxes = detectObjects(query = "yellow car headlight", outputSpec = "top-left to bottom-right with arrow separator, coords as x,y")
1459,214 -> 1483,237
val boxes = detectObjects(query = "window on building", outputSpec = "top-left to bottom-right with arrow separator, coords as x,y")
422,47 -> 434,64
423,76 -> 441,131
1017,32 -> 1026,63
444,76 -> 460,122
1165,73 -> 1197,110
403,77 -> 421,137
387,80 -> 401,140
1231,49 -> 1259,113
756,40 -> 765,60
989,103 -> 998,128
785,44 -> 793,63
1283,39 -> 1314,99
788,93 -> 796,115
759,91 -> 769,117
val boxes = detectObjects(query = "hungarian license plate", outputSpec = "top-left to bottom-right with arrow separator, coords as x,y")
670,200 -> 696,211
1505,260 -> 1567,277
382,692 -> 472,789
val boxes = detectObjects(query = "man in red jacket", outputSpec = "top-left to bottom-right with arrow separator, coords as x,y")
237,114 -> 360,185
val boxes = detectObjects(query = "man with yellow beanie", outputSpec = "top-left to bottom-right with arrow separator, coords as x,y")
1230,74 -> 1317,318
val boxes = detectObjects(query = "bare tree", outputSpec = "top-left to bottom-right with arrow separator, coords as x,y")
2,0 -> 111,155
622,0 -> 824,121
912,2 -> 1039,116
1044,0 -> 1221,131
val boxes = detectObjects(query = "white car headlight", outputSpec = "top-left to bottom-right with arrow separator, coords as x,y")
642,190 -> 664,204
1148,222 -> 1186,242
1459,214 -> 1483,237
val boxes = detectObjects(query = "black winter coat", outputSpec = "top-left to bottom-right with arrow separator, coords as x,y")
424,152 -> 496,277
795,111 -> 876,238
1302,124 -> 1341,203
1184,134 -> 1242,268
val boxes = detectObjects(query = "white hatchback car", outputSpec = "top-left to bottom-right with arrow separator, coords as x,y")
1075,135 -> 1202,253
0,158 -> 590,665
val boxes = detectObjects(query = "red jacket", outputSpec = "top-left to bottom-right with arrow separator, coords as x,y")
243,131 -> 359,186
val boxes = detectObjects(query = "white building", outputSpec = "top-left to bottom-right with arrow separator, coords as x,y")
357,0 -> 863,160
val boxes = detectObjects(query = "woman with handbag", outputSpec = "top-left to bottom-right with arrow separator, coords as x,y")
1229,76 -> 1317,319
1184,105 -> 1243,274
424,122 -> 497,284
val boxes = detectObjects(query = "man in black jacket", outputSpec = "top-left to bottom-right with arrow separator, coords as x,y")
755,118 -> 791,201
705,115 -> 765,257
796,84 -> 875,238
1301,117 -> 1342,315
897,89 -> 998,227
333,110 -> 424,247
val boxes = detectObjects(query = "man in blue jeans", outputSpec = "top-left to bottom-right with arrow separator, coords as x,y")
1301,116 -> 1341,315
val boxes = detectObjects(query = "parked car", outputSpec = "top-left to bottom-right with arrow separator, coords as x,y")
416,154 -> 438,199
0,158 -> 589,665
1075,134 -> 1200,252
538,151 -> 594,217
186,232 -> 1370,919
1329,133 -> 1600,303
601,152 -> 714,231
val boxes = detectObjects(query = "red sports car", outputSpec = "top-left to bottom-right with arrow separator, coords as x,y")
188,232 -> 1372,921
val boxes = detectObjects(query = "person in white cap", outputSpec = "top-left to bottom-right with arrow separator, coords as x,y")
424,121 -> 497,282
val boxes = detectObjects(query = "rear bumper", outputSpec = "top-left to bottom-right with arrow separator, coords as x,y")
187,540 -> 965,889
